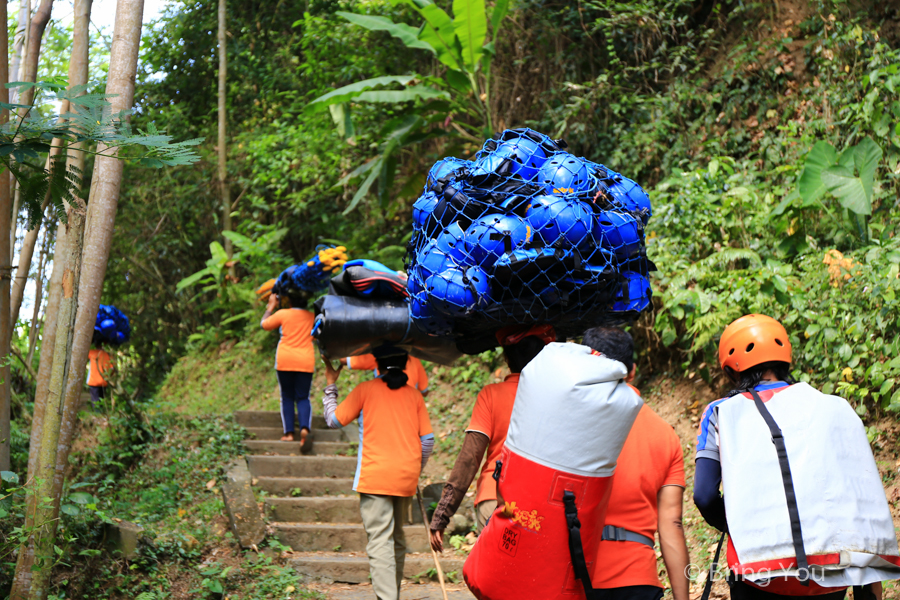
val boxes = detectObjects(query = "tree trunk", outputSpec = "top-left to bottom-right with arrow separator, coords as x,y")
0,0 -> 12,474
20,208 -> 84,600
16,0 -> 53,115
9,0 -> 91,595
25,229 -> 48,366
35,2 -> 143,597
218,0 -> 233,271
10,151 -> 59,328
10,0 -> 32,105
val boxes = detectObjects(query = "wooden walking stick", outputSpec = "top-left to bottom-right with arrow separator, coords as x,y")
416,486 -> 450,600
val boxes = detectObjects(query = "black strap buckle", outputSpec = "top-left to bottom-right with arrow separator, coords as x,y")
492,460 -> 502,483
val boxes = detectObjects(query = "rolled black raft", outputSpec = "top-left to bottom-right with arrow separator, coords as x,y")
313,294 -> 461,365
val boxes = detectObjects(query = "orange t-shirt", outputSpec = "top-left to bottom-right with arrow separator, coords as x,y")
465,373 -> 519,505
87,349 -> 111,387
591,401 -> 686,589
261,308 -> 315,372
334,378 -> 433,496
346,354 -> 429,391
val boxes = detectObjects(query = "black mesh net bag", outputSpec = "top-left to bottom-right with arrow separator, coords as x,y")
406,128 -> 654,354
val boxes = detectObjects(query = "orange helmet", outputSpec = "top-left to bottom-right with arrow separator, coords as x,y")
718,314 -> 791,374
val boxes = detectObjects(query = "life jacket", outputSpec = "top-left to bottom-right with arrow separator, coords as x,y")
463,343 -> 643,600
718,383 -> 900,594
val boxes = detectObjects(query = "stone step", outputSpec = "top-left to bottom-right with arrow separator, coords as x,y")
274,523 -> 430,553
245,427 -> 344,442
290,552 -> 468,586
235,410 -> 326,430
265,496 -> 361,523
254,476 -> 355,497
244,440 -> 355,457
247,455 -> 357,479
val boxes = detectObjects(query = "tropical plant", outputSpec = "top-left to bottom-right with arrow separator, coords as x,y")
304,0 -> 510,213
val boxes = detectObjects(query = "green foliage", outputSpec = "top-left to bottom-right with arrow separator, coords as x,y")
798,137 -> 883,218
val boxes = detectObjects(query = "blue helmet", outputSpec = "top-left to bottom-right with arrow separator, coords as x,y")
412,191 -> 440,231
592,211 -> 642,260
611,272 -> 652,313
606,176 -> 652,224
425,266 -> 491,317
525,196 -> 594,250
462,214 -> 532,268
490,138 -> 548,181
409,291 -> 454,336
537,153 -> 597,196
433,221 -> 468,264
415,241 -> 455,281
427,157 -> 471,187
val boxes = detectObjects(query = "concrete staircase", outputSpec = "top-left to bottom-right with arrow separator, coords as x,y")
235,410 -> 468,585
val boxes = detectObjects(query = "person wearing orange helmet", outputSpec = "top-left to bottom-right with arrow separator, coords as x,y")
694,315 -> 888,600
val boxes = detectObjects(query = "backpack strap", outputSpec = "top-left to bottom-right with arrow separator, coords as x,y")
748,389 -> 810,585
562,490 -> 593,597
601,525 -> 655,548
700,532 -> 726,600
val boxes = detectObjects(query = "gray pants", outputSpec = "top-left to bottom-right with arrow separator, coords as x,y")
359,493 -> 411,600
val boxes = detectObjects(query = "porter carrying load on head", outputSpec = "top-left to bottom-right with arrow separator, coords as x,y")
406,128 -> 654,355
463,342 -> 643,600
694,315 -> 900,599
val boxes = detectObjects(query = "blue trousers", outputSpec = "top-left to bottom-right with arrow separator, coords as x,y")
277,371 -> 313,434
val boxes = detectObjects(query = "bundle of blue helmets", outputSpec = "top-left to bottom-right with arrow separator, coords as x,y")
406,128 -> 653,340
93,304 -> 131,346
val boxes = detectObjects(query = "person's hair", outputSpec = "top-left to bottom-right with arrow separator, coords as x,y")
726,360 -> 795,397
376,353 -> 410,390
285,292 -> 308,309
582,326 -> 634,372
503,336 -> 547,373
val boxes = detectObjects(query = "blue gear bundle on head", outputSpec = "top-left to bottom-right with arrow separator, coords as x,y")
406,128 -> 654,349
275,245 -> 349,296
94,304 -> 131,346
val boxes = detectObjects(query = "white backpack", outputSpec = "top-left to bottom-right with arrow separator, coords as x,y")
717,382 -> 900,590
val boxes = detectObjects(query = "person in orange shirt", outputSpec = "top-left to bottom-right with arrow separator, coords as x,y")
87,346 -> 113,408
321,347 -> 434,600
261,290 -> 316,445
340,353 -> 430,392
583,326 -> 689,600
429,324 -> 555,551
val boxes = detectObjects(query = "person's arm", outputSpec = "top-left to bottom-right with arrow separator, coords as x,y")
658,485 -> 690,600
420,434 -> 435,470
260,294 -> 279,328
429,431 -> 489,552
320,357 -> 345,429
693,457 -> 727,532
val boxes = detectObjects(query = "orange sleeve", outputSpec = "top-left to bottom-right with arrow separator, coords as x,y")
417,392 -> 433,437
348,354 -> 378,371
261,309 -> 284,331
663,429 -> 687,488
335,385 -> 364,427
466,388 -> 492,437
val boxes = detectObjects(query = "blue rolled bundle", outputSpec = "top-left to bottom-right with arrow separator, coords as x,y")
273,245 -> 349,296
406,127 -> 654,348
93,304 -> 131,346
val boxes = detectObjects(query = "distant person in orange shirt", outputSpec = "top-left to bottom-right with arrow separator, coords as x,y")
583,326 -> 689,600
429,324 -> 555,550
321,346 -> 434,600
340,353 -> 430,392
261,290 -> 316,446
87,346 -> 113,408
